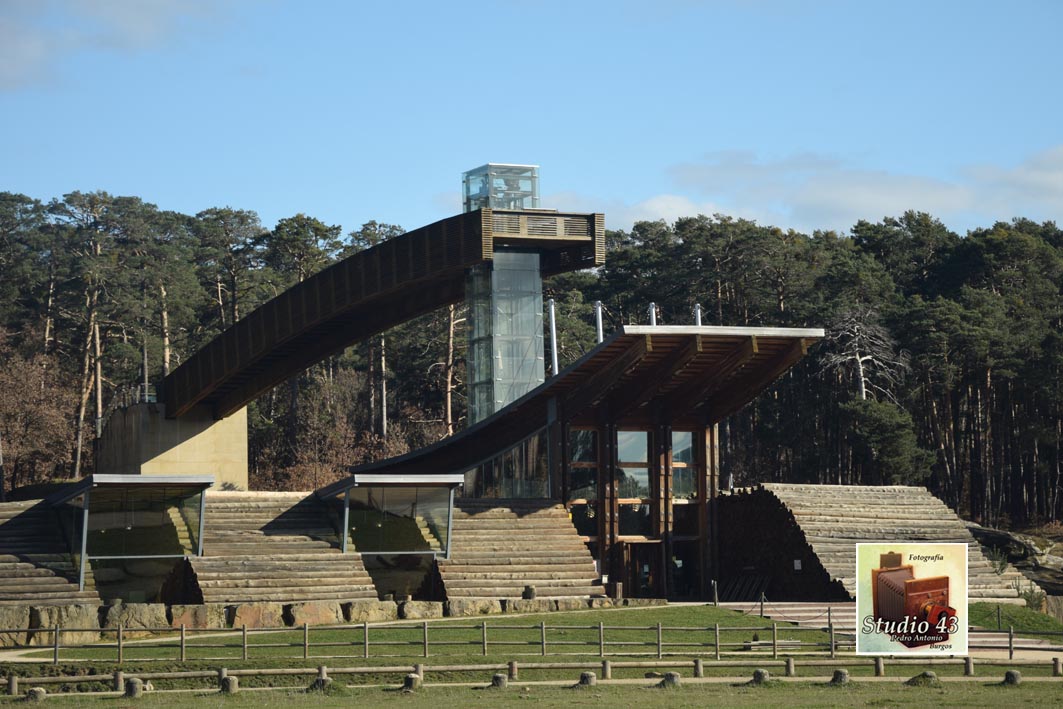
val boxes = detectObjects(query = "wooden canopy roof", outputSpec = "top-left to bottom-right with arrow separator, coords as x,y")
162,209 -> 604,419
341,325 -> 823,480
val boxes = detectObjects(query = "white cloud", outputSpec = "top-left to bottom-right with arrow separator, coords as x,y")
636,147 -> 1063,234
0,0 -> 224,89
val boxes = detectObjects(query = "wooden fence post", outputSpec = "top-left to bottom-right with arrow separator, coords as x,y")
53,625 -> 60,666
423,621 -> 429,658
1008,626 -> 1014,660
540,621 -> 546,656
116,625 -> 123,663
772,622 -> 778,659
363,622 -> 369,658
481,620 -> 487,656
656,622 -> 663,659
714,623 -> 721,660
508,660 -> 518,681
241,624 -> 248,661
829,620 -> 835,659
598,621 -> 605,657
303,623 -> 309,660
180,624 -> 186,662
7,674 -> 18,696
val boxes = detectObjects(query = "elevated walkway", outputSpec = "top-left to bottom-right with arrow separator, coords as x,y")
0,501 -> 99,605
439,499 -> 604,600
189,492 -> 377,604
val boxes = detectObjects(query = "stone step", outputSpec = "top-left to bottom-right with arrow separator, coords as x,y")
439,571 -> 597,581
446,586 -> 605,598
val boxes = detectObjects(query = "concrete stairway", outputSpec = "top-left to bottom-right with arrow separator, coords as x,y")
189,492 -> 378,604
761,484 -> 1028,605
438,499 -> 604,600
0,500 -> 100,605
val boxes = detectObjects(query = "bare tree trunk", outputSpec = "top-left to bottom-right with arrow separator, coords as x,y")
94,321 -> 103,440
159,283 -> 171,375
444,304 -> 456,437
72,298 -> 96,478
380,336 -> 387,440
42,269 -> 56,354
368,342 -> 376,434
215,277 -> 226,329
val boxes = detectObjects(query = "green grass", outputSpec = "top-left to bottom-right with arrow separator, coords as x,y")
970,602 -> 1063,639
11,605 -> 830,664
0,680 -> 1059,708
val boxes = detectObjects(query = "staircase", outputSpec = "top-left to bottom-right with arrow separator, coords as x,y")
189,492 -> 378,604
0,500 -> 100,604
438,499 -> 604,600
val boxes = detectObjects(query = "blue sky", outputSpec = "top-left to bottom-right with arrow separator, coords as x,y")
2,0 -> 1061,237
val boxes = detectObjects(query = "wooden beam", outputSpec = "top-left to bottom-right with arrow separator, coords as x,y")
660,337 -> 758,418
702,338 -> 811,422
563,336 -> 650,418
608,335 -> 703,419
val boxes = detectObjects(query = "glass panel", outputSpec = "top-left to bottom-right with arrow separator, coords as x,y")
673,503 -> 700,536
570,430 -> 597,463
570,503 -> 597,537
474,428 -> 549,498
90,558 -> 182,604
568,467 -> 597,501
617,431 -> 648,463
618,503 -> 652,536
670,541 -> 701,598
617,467 -> 650,499
348,486 -> 452,554
86,487 -> 200,557
672,431 -> 694,465
672,468 -> 696,500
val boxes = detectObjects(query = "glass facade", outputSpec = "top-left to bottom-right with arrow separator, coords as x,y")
345,486 -> 452,555
86,487 -> 202,558
462,164 -> 540,213
466,250 -> 545,424
469,428 -> 550,498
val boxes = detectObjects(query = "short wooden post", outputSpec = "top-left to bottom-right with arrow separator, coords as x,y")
785,657 -> 796,676
422,620 -> 429,658
241,624 -> 248,661
540,621 -> 546,656
772,622 -> 778,659
1008,626 -> 1014,660
363,621 -> 369,658
221,676 -> 239,694
874,656 -> 885,677
218,667 -> 227,687
53,625 -> 60,666
601,659 -> 611,679
180,624 -> 186,662
413,663 -> 424,679
318,665 -> 328,682
490,673 -> 507,689
579,671 -> 596,686
481,620 -> 487,656
303,623 -> 309,660
714,623 -> 721,660
656,622 -> 663,658
829,620 -> 836,659
7,674 -> 18,696
112,670 -> 123,691
598,621 -> 605,657
964,656 -> 975,676
1052,657 -> 1061,677
402,673 -> 422,691
694,658 -> 704,678
124,677 -> 144,698
508,660 -> 518,681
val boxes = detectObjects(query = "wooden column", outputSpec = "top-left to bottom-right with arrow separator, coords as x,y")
599,422 -> 620,596
696,424 -> 720,598
547,398 -> 564,501
656,424 -> 673,599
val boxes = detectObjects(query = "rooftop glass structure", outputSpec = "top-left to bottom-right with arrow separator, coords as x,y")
462,163 -> 540,212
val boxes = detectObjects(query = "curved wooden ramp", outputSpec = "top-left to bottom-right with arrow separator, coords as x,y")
754,484 -> 1028,605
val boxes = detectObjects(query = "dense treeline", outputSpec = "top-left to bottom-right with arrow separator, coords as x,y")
1,190 -> 1061,528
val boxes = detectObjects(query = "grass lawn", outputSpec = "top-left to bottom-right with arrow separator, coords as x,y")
0,679 -> 1058,708
970,602 -> 1063,639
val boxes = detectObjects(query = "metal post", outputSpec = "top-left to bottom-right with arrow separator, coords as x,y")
594,301 -> 604,343
694,303 -> 702,326
242,624 -> 248,661
648,302 -> 657,326
78,491 -> 90,591
481,620 -> 487,656
342,489 -> 350,553
445,487 -> 454,561
657,622 -> 663,659
548,299 -> 559,377
303,623 -> 309,660
196,489 -> 207,556
714,623 -> 721,660
180,624 -> 186,662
